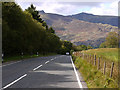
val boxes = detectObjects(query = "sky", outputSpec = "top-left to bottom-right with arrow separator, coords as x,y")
15,0 -> 119,16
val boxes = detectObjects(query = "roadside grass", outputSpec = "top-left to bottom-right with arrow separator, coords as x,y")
81,48 -> 118,62
72,56 -> 118,88
3,53 -> 57,63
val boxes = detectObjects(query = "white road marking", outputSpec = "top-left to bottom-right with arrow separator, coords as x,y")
2,74 -> 27,89
2,61 -> 21,67
51,59 -> 54,61
33,65 -> 43,71
70,56 -> 83,88
45,61 -> 49,64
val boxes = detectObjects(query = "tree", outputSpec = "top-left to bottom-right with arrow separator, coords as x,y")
87,45 -> 93,49
99,32 -> 119,48
25,4 -> 49,30
48,27 -> 55,34
99,42 -> 106,48
58,40 -> 73,54
105,32 -> 119,48
42,21 -> 48,30
74,45 -> 87,51
2,2 -> 72,56
25,4 -> 41,22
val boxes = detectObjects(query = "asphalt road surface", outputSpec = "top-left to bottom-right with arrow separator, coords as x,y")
2,55 -> 87,89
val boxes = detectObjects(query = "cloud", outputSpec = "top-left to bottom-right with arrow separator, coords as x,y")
16,1 -> 118,16
86,1 -> 118,16
32,2 -> 103,15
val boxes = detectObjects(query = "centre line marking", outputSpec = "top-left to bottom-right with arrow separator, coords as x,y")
70,56 -> 83,88
33,65 -> 43,71
2,74 -> 27,89
51,59 -> 54,61
45,61 -> 49,64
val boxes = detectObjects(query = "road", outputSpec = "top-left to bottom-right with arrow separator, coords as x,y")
2,55 -> 87,89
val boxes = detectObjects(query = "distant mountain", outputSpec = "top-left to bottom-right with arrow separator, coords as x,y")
68,12 -> 118,27
39,11 -> 118,48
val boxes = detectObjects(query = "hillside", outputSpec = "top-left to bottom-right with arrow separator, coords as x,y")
39,11 -> 118,47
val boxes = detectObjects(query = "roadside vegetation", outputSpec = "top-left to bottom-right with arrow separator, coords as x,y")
3,53 -> 57,63
72,56 -> 118,88
72,43 -> 119,88
2,2 -> 73,62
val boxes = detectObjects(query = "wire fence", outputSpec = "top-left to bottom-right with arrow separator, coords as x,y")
73,51 -> 118,81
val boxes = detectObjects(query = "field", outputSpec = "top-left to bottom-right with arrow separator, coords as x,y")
72,48 -> 119,88
81,48 -> 118,62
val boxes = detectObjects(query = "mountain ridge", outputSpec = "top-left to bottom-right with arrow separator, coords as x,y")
39,11 -> 118,48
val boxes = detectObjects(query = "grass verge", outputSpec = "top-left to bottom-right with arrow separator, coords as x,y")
3,53 -> 57,63
72,55 -> 118,88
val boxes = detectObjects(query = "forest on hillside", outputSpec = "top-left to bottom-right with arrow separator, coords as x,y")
2,2 -> 73,56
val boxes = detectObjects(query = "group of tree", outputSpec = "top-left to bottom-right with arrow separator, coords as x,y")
73,45 -> 93,51
2,2 -> 72,56
99,32 -> 119,48
58,40 -> 73,54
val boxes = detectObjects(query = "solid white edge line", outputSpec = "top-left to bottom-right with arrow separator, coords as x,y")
2,61 -> 21,67
33,65 -> 43,71
2,74 -> 27,89
70,56 -> 83,88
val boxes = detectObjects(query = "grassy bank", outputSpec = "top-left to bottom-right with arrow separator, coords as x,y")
3,53 -> 57,63
72,56 -> 118,88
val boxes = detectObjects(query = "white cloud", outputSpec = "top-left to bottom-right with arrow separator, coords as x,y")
35,2 -> 82,15
16,1 -> 119,16
86,1 -> 118,16
36,2 -> 63,14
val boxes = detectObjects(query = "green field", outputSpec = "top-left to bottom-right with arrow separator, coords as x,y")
81,48 -> 118,62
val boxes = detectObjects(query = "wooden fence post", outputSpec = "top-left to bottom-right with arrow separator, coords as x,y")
94,55 -> 96,65
103,62 -> 106,75
87,54 -> 88,59
83,53 -> 84,59
85,54 -> 86,59
89,55 -> 91,63
92,55 -> 94,64
98,57 -> 100,70
110,62 -> 114,78
88,55 -> 89,60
